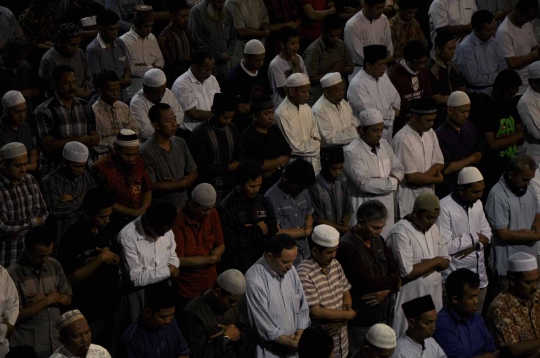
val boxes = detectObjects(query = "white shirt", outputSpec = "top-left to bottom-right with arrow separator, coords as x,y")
312,95 -> 359,147
429,0 -> 476,54
531,166 -> 540,203
0,266 -> 18,358
117,217 -> 180,287
391,336 -> 447,358
392,125 -> 444,216
343,10 -> 393,80
268,55 -> 308,109
130,88 -> 184,141
120,29 -> 165,98
348,70 -> 401,144
518,87 -> 540,163
172,69 -> 221,132
496,16 -> 537,95
438,194 -> 492,288
50,344 -> 111,358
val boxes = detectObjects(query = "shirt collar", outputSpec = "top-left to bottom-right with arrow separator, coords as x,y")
128,27 -> 143,40
446,306 -> 476,324
97,96 -> 119,110
470,31 -> 493,46
188,68 -> 203,84
240,60 -> 258,77
0,173 -> 27,187
451,191 -> 473,209
260,255 -> 286,280
433,56 -> 447,69
400,59 -> 418,75
316,173 -> 333,190
358,137 -> 380,152
97,33 -> 116,49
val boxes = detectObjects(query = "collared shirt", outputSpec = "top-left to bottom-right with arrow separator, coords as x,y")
303,37 -> 353,105
268,55 -> 308,109
172,68 -> 220,132
434,307 -> 496,358
225,62 -> 272,106
50,344 -> 111,358
438,193 -> 492,288
117,216 -> 180,287
39,47 -> 90,95
389,12 -> 427,60
429,0 -> 476,52
130,88 -> 184,140
18,4 -> 58,45
171,207 -> 224,298
91,153 -> 152,209
392,335 -> 447,358
297,257 -> 351,358
426,57 -> 465,98
0,265 -> 18,358
245,256 -> 310,358
455,32 -> 507,94
392,124 -> 444,216
309,174 -> 353,227
312,96 -> 358,147
7,256 -> 72,358
485,176 -> 540,275
0,7 -> 23,45
120,28 -> 165,98
93,97 -> 139,148
518,87 -> 540,163
104,0 -> 144,32
158,26 -> 192,86
0,118 -> 36,153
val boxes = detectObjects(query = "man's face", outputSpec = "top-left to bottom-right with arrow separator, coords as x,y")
188,200 -> 215,220
360,122 -> 384,146
136,20 -> 154,38
511,269 -> 539,299
56,72 -> 78,99
459,180 -> 485,204
412,113 -> 435,133
289,84 -> 311,105
58,36 -> 82,58
323,163 -> 344,181
215,289 -> 242,310
193,58 -> 215,81
100,22 -> 120,42
508,167 -> 536,191
101,80 -> 120,104
154,108 -> 177,137
322,28 -> 341,48
62,319 -> 92,356
365,2 -> 385,19
413,208 -> 440,231
410,310 -> 437,339
1,154 -> 28,181
239,176 -> 263,198
448,103 -> 471,126
436,40 -> 457,62
145,307 -> 175,328
64,160 -> 87,177
324,81 -> 345,104
407,55 -> 427,73
499,87 -> 520,102
476,19 -> 496,42
281,36 -> 300,57
312,245 -> 338,267
115,146 -> 139,166
4,102 -> 27,126
245,53 -> 265,72
92,206 -> 113,228
452,283 -> 480,316
367,59 -> 387,79
144,84 -> 167,104
399,7 -> 418,22
26,243 -> 54,268
253,108 -> 275,128
172,9 -> 190,28
356,219 -> 386,240
267,247 -> 298,276
215,110 -> 235,127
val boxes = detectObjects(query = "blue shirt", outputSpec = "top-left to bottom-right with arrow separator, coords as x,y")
433,307 -> 496,358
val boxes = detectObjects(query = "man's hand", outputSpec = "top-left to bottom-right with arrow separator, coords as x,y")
46,290 -> 61,305
97,247 -> 118,265
221,53 -> 231,62
168,265 -> 179,278
257,221 -> 269,235
343,309 -> 357,320
291,54 -> 301,71
25,293 -> 47,306
3,318 -> 14,338
362,290 -> 390,306
34,216 -> 44,226
469,152 -> 483,165
228,161 -> 240,171
220,323 -> 241,341
390,174 -> 401,184
477,233 -> 489,246
286,21 -> 299,29
452,245 -> 476,259
59,194 -> 74,203
208,254 -> 221,265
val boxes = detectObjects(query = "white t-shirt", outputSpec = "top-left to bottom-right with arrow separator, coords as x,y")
268,55 -> 308,109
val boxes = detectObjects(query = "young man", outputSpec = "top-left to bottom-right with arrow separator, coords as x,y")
389,0 -> 427,60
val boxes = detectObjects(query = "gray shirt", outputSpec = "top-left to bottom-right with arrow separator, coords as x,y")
140,136 -> 197,209
39,47 -> 90,95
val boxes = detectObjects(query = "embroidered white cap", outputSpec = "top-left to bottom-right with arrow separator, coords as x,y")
312,224 -> 340,247
358,108 -> 383,126
458,167 -> 484,185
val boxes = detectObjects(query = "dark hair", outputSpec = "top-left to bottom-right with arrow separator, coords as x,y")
169,0 -> 190,13
434,31 -> 456,48
82,187 -> 114,214
24,226 -> 55,252
365,0 -> 387,5
144,203 -> 178,227
144,282 -> 176,311
235,160 -> 263,185
148,103 -> 172,123
357,200 -> 388,222
53,65 -> 75,83
283,160 -> 316,187
322,14 -> 342,33
298,326 -> 334,358
278,26 -> 300,44
471,10 -> 494,29
399,0 -> 420,10
403,40 -> 429,61
516,0 -> 539,13
98,70 -> 119,86
507,154 -> 536,174
97,9 -> 120,27
446,268 -> 480,301
265,234 -> 297,257
192,50 -> 214,65
493,69 -> 522,90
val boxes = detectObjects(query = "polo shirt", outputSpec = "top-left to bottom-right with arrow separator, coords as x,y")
0,118 -> 36,153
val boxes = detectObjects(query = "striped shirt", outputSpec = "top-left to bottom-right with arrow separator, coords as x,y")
297,257 -> 351,358
245,256 -> 310,358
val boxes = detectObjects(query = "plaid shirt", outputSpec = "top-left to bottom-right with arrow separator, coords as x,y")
389,13 -> 427,60
92,97 -> 139,149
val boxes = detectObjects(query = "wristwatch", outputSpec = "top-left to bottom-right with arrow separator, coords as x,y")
223,336 -> 230,345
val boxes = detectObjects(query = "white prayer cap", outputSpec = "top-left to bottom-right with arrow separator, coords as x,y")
312,224 -> 340,247
530,61 -> 540,79
286,73 -> 310,88
114,129 -> 140,147
366,324 -> 396,349
2,90 -> 26,109
244,39 -> 265,55
217,269 -> 246,295
143,68 -> 167,87
447,91 -> 470,107
191,183 -> 216,206
359,108 -> 383,126
458,167 -> 484,185
320,72 -> 342,88
63,141 -> 89,163
0,142 -> 27,160
57,309 -> 85,332
508,252 -> 538,272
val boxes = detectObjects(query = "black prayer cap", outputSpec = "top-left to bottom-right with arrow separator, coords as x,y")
363,45 -> 387,64
402,295 -> 436,317
411,98 -> 437,115
58,23 -> 81,40
212,93 -> 237,112
321,146 -> 345,166
250,95 -> 274,112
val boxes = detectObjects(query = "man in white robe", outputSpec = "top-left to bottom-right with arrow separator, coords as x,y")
348,45 -> 401,144
437,167 -> 492,314
275,73 -> 321,174
312,72 -> 359,148
0,265 -> 18,358
517,61 -> 540,164
392,98 -> 444,217
387,193 -> 450,338
343,108 -> 404,238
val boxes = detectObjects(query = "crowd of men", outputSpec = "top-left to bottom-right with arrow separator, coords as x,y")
2,0 -> 540,357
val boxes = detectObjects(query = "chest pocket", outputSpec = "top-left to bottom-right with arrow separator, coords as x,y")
297,200 -> 308,211
277,206 -> 293,217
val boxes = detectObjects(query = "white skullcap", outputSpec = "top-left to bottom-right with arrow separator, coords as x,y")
508,252 -> 538,272
244,39 -> 265,55
114,129 -> 140,147
530,61 -> 540,79
458,167 -> 484,185
312,224 -> 340,247
191,183 -> 217,206
320,72 -> 342,88
286,73 -> 310,88
2,90 -> 26,110
217,269 -> 246,295
447,91 -> 470,107
143,68 -> 167,87
366,324 -> 396,349
57,309 -> 85,332
63,141 -> 89,163
0,142 -> 27,160
359,108 -> 384,126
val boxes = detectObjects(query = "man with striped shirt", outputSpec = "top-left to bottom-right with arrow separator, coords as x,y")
297,225 -> 355,358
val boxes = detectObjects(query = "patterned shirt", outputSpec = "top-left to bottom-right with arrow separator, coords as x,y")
92,97 -> 139,149
158,26 -> 192,87
297,257 -> 351,358
17,4 -> 58,45
91,153 -> 152,209
487,289 -> 540,349
389,12 -> 428,60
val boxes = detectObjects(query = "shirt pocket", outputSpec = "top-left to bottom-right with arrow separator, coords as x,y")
277,206 -> 293,217
297,200 -> 308,211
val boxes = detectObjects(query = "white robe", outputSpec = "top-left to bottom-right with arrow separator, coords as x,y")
0,266 -> 18,358
312,95 -> 359,147
344,137 -> 404,238
386,219 -> 450,338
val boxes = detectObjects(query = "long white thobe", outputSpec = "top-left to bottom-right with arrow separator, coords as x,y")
0,266 -> 18,358
517,87 -> 540,164
312,95 -> 359,147
387,219 -> 450,338
348,70 -> 401,144
275,97 -> 321,174
392,125 -> 444,217
344,137 -> 404,238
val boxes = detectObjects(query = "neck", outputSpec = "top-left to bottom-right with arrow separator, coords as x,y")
362,8 -> 373,21
190,66 -> 205,83
155,132 -> 171,146
134,29 -> 147,39
407,330 -> 425,347
318,261 -> 328,273
3,117 -> 18,131
408,122 -> 423,136
436,54 -> 448,65
57,94 -> 74,108
509,11 -> 522,27
101,97 -> 116,106
447,118 -> 461,131
321,171 -> 334,185
170,21 -> 184,32
99,33 -> 114,46
253,122 -> 268,134
287,97 -> 300,108
241,59 -> 257,74
278,51 -> 293,62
